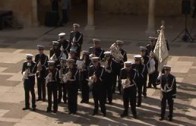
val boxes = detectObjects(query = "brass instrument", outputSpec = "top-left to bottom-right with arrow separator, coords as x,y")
88,72 -> 97,87
121,77 -> 131,89
37,60 -> 42,78
63,68 -> 72,83
22,68 -> 30,81
110,43 -> 123,62
45,71 -> 52,84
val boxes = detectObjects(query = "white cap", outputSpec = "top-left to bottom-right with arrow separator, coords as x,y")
48,60 -> 55,65
26,54 -> 33,58
139,46 -> 147,51
52,41 -> 59,45
124,61 -> 133,65
66,58 -> 75,63
104,51 -> 111,55
116,40 -> 124,44
134,54 -> 142,59
91,56 -> 100,61
73,23 -> 80,28
92,38 -> 101,43
58,32 -> 66,37
163,65 -> 171,70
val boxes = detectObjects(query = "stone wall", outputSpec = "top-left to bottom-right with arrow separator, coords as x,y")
98,0 -> 182,16
0,0 -> 36,26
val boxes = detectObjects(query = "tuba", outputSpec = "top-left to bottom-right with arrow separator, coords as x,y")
37,60 -> 42,78
110,43 -> 123,62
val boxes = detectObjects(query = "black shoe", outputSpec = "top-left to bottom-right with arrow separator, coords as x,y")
159,117 -> 164,121
137,104 -> 141,107
92,111 -> 98,116
133,115 -> 137,119
53,110 -> 57,113
32,108 -> 36,111
22,107 -> 30,110
36,99 -> 41,101
120,113 -> 128,118
47,109 -> 51,113
168,118 -> 172,121
103,112 -> 106,117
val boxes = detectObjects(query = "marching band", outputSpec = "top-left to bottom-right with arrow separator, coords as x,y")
21,23 -> 176,121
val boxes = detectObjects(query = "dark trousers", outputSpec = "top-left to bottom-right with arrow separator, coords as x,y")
58,83 -> 67,103
47,82 -> 58,111
143,75 -> 147,96
23,76 -> 36,108
105,80 -> 113,103
67,83 -> 78,113
37,77 -> 46,100
148,71 -> 158,88
137,84 -> 142,106
122,87 -> 137,116
92,85 -> 106,113
161,93 -> 174,119
81,80 -> 89,102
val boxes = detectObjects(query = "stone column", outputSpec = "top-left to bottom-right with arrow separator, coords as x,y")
32,0 -> 38,26
85,0 -> 95,30
146,0 -> 155,36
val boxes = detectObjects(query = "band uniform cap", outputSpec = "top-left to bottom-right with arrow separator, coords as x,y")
66,58 -> 75,63
73,23 -> 80,28
134,54 -> 142,59
91,56 -> 100,61
92,38 -> 101,43
58,32 -> 66,37
48,60 -> 55,65
116,40 -> 124,44
163,65 -> 171,70
82,50 -> 89,55
149,36 -> 158,39
26,54 -> 33,58
139,46 -> 147,51
37,45 -> 45,50
52,41 -> 59,45
124,61 -> 133,65
104,51 -> 111,55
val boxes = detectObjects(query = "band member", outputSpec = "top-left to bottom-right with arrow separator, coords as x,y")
70,40 -> 81,59
147,52 -> 159,89
112,40 -> 126,94
69,23 -> 83,55
35,45 -> 48,101
46,60 -> 59,113
140,46 -> 149,97
88,57 -> 106,116
50,41 -> 61,66
102,51 -> 115,104
58,56 -> 67,104
146,36 -> 157,55
89,38 -> 105,60
133,55 -> 146,107
158,65 -> 176,121
22,54 -> 36,111
78,51 -> 91,103
58,32 -> 70,58
120,61 -> 137,118
65,58 -> 79,114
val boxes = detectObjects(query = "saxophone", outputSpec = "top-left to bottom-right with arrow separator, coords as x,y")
37,60 -> 42,78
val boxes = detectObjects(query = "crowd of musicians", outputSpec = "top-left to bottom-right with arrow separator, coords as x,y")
21,23 -> 177,121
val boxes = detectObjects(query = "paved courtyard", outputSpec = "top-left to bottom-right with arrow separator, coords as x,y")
0,16 -> 196,126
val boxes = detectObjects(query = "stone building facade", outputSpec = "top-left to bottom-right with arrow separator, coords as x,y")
0,0 -> 192,27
